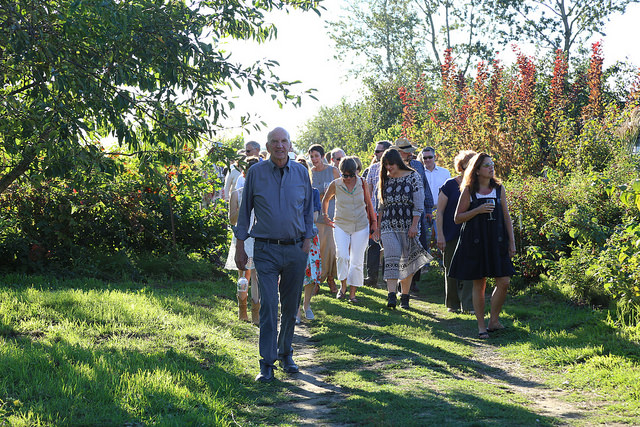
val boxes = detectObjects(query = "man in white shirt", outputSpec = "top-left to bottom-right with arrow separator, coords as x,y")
421,146 -> 451,242
223,149 -> 245,202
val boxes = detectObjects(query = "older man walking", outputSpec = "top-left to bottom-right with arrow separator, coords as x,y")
235,127 -> 314,383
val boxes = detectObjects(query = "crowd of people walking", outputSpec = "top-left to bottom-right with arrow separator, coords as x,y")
220,128 -> 516,381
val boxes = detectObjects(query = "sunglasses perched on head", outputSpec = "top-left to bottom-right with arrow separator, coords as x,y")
342,173 -> 356,179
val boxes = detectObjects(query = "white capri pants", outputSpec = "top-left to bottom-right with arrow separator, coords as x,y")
333,225 -> 370,287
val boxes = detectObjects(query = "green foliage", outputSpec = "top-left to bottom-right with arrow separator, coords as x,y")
486,0 -> 640,58
506,167 -> 628,294
296,98 -> 382,160
0,154 -> 228,280
328,0 -> 497,81
588,178 -> 640,308
0,0 -> 321,194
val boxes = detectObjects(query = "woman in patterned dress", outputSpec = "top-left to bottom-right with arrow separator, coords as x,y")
374,149 -> 431,309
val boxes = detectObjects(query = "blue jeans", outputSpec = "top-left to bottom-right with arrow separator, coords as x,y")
253,240 -> 307,366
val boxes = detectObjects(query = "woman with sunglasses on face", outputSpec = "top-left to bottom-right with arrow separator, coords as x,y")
375,149 -> 431,309
322,156 -> 376,303
449,153 -> 516,339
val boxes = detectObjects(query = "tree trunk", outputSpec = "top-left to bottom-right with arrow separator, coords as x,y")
0,129 -> 50,194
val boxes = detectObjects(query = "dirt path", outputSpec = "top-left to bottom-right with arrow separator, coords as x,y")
275,299 -> 603,426
274,322 -> 348,427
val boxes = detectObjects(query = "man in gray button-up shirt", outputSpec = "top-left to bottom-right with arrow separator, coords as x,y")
235,127 -> 313,382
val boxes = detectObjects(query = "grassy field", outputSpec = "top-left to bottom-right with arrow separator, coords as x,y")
1,269 -> 639,425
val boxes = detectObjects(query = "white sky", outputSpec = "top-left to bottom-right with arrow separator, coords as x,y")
219,2 -> 640,146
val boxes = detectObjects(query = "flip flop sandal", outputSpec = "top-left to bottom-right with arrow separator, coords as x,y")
478,331 -> 490,339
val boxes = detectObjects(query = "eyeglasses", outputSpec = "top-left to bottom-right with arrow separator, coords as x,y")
482,162 -> 495,168
423,155 -> 434,160
375,150 -> 385,153
342,173 -> 356,178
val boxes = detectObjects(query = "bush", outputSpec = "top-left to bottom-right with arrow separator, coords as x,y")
0,157 -> 229,280
548,242 -> 611,307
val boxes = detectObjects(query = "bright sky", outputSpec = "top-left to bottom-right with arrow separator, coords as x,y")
219,2 -> 640,147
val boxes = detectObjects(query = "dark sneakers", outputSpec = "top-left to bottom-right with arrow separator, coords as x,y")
387,292 -> 397,308
278,355 -> 299,374
400,294 -> 410,309
255,363 -> 275,383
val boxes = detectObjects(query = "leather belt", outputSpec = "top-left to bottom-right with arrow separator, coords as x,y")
254,236 -> 304,245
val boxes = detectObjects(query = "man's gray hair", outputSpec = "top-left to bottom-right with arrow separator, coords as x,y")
267,127 -> 290,142
330,147 -> 345,159
245,140 -> 260,151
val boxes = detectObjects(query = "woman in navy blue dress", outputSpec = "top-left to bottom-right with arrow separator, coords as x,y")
449,153 -> 516,338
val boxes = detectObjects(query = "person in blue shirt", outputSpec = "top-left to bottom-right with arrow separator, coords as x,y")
235,127 -> 314,382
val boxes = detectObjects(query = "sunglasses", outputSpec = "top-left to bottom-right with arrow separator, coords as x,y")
342,173 -> 356,179
375,149 -> 385,153
423,155 -> 434,160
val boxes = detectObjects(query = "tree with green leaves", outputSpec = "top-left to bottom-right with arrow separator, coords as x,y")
328,0 -> 496,82
296,99 -> 379,159
487,0 -> 640,59
0,0 -> 321,195
329,0 -> 423,82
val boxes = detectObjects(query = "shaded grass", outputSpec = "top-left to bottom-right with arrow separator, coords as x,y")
0,273 -> 294,425
2,268 -> 640,425
304,268 -> 640,425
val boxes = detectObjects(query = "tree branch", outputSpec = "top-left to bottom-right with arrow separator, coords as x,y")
0,128 -> 51,194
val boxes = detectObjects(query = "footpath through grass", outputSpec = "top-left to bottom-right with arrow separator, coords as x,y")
0,270 -> 639,425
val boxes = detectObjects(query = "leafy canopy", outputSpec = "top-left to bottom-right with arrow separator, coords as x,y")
0,0 -> 321,194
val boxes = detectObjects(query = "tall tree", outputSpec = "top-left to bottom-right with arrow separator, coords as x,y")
296,98 -> 380,158
328,0 -> 496,81
0,0 -> 320,194
329,0 -> 423,82
413,0 -> 495,75
487,0 -> 640,59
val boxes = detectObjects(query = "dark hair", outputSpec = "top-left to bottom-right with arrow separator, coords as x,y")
376,140 -> 392,151
308,144 -> 325,158
240,156 -> 260,173
296,157 -> 309,169
378,148 -> 413,203
339,156 -> 358,175
461,152 -> 501,194
422,146 -> 435,154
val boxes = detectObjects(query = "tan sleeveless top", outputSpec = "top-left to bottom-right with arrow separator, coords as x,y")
333,177 -> 368,233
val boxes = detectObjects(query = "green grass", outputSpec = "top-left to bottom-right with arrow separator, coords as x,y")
0,274 -> 278,425
1,269 -> 639,425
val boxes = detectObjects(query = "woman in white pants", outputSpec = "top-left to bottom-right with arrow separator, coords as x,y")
322,156 -> 376,303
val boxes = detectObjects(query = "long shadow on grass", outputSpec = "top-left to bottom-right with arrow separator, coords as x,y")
286,286 -> 566,425
0,327 -> 267,425
420,270 -> 640,364
0,277 -> 294,425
